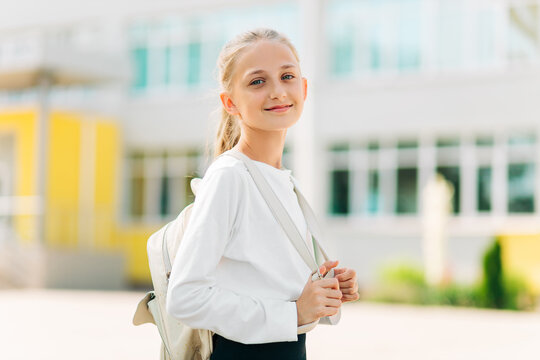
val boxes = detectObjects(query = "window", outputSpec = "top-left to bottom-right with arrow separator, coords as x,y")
435,0 -> 464,69
187,41 -> 201,86
331,26 -> 354,75
396,168 -> 418,214
437,166 -> 460,214
330,170 -> 350,215
508,3 -> 540,62
327,0 -> 421,76
477,167 -> 492,212
131,47 -> 148,90
126,151 -> 202,222
508,163 -> 535,213
128,154 -> 145,219
397,0 -> 421,70
367,169 -> 379,214
159,171 -> 170,217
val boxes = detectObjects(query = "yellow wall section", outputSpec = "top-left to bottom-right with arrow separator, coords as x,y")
1,108 -> 154,285
118,226 -> 158,284
499,234 -> 540,295
0,109 -> 37,242
94,120 -> 120,250
46,112 -> 81,247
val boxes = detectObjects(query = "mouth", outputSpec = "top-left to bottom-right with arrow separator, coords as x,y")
264,104 -> 293,112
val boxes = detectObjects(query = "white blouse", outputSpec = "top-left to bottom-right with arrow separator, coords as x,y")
166,150 -> 315,344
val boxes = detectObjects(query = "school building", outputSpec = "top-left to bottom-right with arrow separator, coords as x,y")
0,0 -> 539,292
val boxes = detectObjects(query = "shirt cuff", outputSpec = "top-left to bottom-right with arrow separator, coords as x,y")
297,319 -> 319,334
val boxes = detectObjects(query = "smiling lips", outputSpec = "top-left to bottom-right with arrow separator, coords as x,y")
264,104 -> 293,112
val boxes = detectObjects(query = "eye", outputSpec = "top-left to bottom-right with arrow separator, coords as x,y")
282,74 -> 295,80
250,79 -> 264,86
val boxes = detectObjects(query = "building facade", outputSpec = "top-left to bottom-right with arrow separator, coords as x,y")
1,0 -> 539,290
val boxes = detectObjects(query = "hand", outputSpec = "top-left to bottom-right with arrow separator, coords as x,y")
334,267 -> 359,303
296,263 -> 342,326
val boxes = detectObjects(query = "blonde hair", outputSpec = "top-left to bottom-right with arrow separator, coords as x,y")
213,28 -> 300,158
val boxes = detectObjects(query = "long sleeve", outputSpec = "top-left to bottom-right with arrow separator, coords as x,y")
165,165 -> 299,344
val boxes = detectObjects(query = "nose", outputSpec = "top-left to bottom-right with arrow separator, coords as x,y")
269,81 -> 286,100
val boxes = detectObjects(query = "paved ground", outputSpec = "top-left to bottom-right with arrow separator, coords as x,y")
1,289 -> 539,359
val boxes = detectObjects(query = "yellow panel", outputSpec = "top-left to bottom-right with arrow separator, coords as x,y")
46,112 -> 81,247
499,234 -> 540,295
117,226 -> 159,285
94,120 -> 120,250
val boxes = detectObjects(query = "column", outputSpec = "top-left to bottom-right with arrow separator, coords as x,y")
492,132 -> 508,217
418,134 -> 436,214
460,134 -> 476,217
378,140 -> 397,216
294,0 -> 325,218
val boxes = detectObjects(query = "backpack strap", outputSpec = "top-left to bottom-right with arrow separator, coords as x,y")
226,150 -> 327,281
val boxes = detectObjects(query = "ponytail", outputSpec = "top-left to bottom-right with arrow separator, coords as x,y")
214,109 -> 241,158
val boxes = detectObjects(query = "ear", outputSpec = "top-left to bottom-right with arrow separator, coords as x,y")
220,92 -> 240,116
302,77 -> 308,101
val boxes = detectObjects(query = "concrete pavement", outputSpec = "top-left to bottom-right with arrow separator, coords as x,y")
1,290 -> 539,359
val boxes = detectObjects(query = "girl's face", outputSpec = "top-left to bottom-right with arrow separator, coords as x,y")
220,40 -> 307,132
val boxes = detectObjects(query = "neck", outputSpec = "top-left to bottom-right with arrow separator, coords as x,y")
233,126 -> 287,169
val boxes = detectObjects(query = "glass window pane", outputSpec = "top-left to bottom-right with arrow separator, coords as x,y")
397,140 -> 418,149
508,163 -> 535,213
508,133 -> 536,146
477,167 -> 492,212
437,166 -> 460,214
131,47 -> 148,89
130,176 -> 145,218
436,0 -> 464,69
163,46 -> 171,85
476,8 -> 495,65
367,169 -> 379,214
187,41 -> 201,85
398,0 -> 421,70
331,26 -> 354,75
508,4 -> 540,62
437,137 -> 460,147
330,170 -> 350,215
159,173 -> 170,217
476,136 -> 494,147
396,168 -> 418,214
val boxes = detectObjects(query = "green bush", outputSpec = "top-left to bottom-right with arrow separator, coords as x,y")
480,238 -> 505,308
365,254 -> 537,311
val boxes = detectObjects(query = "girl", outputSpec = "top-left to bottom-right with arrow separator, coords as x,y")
166,28 -> 359,360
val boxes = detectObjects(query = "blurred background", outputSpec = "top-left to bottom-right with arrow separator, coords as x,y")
1,0 -> 539,309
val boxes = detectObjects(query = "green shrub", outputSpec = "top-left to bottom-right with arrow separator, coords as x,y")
502,272 -> 537,311
368,261 -> 427,304
365,255 -> 537,311
480,238 -> 505,308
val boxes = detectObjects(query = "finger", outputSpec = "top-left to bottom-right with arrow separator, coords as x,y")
333,267 -> 347,276
340,288 -> 358,296
320,260 -> 339,276
316,277 -> 339,289
323,288 -> 343,299
341,293 -> 360,303
338,279 -> 358,289
336,269 -> 356,282
324,298 -> 342,308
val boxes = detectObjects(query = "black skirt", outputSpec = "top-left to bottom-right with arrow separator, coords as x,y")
209,333 -> 306,360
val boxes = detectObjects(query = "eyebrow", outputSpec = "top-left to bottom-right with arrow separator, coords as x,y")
244,63 -> 297,78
